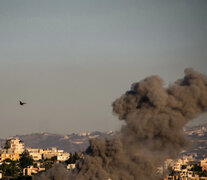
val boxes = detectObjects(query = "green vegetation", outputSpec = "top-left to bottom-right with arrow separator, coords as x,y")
190,164 -> 202,172
19,151 -> 34,169
66,152 -> 81,164
181,165 -> 187,169
41,160 -> 53,170
0,151 -> 34,179
51,156 -> 57,162
189,164 -> 207,177
0,159 -> 21,178
201,171 -> 207,177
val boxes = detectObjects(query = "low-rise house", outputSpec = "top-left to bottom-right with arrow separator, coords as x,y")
182,155 -> 195,165
202,165 -> 207,171
180,169 -> 188,178
201,158 -> 207,171
26,148 -> 43,161
42,147 -> 70,161
173,159 -> 183,172
42,148 -> 57,159
23,166 -> 45,176
0,149 -> 19,161
187,171 -> 193,178
57,152 -> 70,161
67,163 -> 76,170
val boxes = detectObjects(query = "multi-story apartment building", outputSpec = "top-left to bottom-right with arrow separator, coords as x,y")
0,138 -> 25,161
4,138 -> 24,154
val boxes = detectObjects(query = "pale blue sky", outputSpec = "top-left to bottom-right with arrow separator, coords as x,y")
0,0 -> 207,137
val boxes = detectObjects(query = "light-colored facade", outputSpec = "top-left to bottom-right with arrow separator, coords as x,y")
26,148 -> 44,161
5,138 -> 24,154
42,147 -> 70,161
57,152 -> 70,161
67,163 -> 76,170
23,166 -> 45,176
200,158 -> 207,167
0,138 -> 25,161
173,159 -> 183,172
200,158 -> 207,172
163,156 -> 207,180
26,147 -> 70,161
42,148 -> 58,159
0,150 -> 20,161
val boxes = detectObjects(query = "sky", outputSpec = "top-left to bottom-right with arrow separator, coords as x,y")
0,0 -> 207,138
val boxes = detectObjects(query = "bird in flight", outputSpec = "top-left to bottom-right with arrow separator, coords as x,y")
19,100 -> 26,106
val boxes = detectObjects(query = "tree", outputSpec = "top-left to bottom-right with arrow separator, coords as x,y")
191,164 -> 202,172
201,170 -> 207,177
181,165 -> 187,169
0,160 -> 21,177
42,160 -> 53,170
66,152 -> 80,164
168,166 -> 175,176
4,140 -> 10,149
19,151 -> 34,169
51,156 -> 57,162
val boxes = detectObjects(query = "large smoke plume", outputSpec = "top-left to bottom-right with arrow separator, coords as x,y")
36,68 -> 207,180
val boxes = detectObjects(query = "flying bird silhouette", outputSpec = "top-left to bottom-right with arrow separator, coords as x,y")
19,101 -> 26,106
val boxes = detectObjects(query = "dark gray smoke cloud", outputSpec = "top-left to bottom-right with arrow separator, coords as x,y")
36,68 -> 207,180
36,164 -> 71,180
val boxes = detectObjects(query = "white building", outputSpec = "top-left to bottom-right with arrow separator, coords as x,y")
5,138 -> 24,154
26,148 -> 43,161
57,152 -> 70,161
200,158 -> 207,167
42,147 -> 70,161
67,164 -> 76,170
23,166 -> 45,176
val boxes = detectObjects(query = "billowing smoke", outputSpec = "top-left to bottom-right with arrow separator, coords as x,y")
36,68 -> 207,180
36,164 -> 71,180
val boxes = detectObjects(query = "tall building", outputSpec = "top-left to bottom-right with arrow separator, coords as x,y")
5,138 -> 25,154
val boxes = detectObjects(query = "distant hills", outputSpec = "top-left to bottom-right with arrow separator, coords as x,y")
184,123 -> 207,159
0,131 -> 116,153
0,124 -> 206,159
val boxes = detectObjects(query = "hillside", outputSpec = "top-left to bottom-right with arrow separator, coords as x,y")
0,124 -> 206,158
184,123 -> 207,159
0,131 -> 116,153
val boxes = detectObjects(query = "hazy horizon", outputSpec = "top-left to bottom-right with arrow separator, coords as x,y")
0,0 -> 207,138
